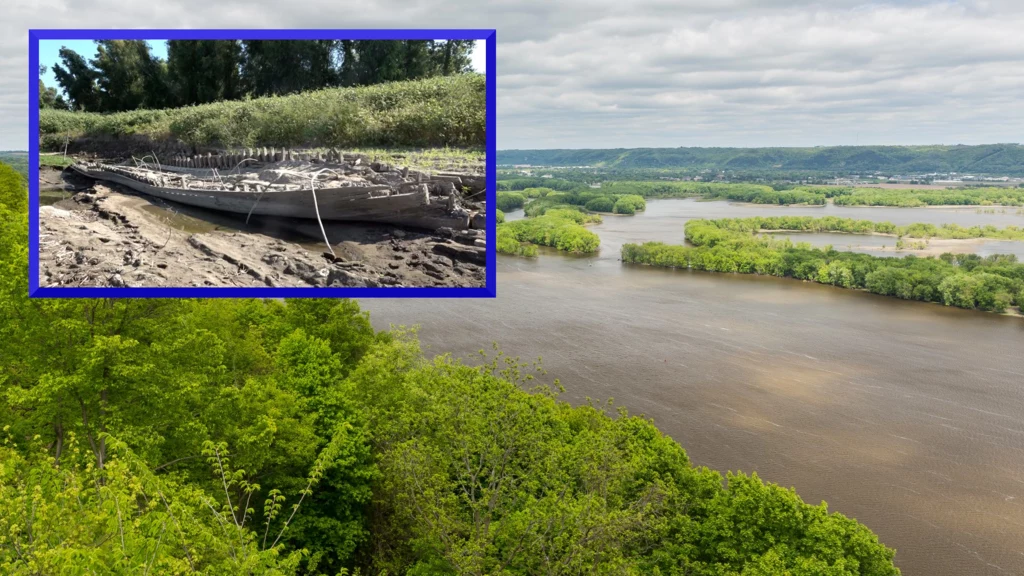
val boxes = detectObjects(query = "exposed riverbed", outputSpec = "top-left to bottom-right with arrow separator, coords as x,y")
37,167 -> 486,288
363,198 -> 1024,576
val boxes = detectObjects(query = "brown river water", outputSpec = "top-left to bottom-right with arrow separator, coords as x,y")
362,199 -> 1024,576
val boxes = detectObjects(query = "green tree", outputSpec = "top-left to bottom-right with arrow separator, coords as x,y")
241,40 -> 339,96
90,40 -> 169,111
166,40 -> 242,106
51,46 -> 100,111
38,66 -> 68,110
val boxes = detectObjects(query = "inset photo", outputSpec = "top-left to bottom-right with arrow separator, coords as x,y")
30,30 -> 495,297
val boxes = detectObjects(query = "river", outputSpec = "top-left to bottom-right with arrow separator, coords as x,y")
362,199 -> 1024,575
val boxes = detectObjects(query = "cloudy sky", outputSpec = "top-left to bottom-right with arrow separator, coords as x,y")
2,0 -> 1023,150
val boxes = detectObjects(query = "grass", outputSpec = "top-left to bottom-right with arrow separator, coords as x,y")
38,155 -> 74,169
39,74 -> 485,151
347,147 -> 484,173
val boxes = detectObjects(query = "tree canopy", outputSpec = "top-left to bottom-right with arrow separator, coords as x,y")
1,160 -> 899,575
46,39 -> 476,113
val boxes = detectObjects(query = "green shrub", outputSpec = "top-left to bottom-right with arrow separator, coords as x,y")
613,194 -> 646,214
584,197 -> 615,212
613,200 -> 636,215
496,192 -> 527,211
39,74 -> 485,149
499,212 -> 600,254
495,209 -> 505,224
521,187 -> 553,198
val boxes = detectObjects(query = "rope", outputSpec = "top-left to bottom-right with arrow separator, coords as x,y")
245,185 -> 267,225
309,169 -> 335,258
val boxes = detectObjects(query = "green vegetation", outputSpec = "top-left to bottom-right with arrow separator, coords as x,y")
614,194 -> 647,214
833,187 -> 1024,207
0,161 -> 900,575
496,177 -> 580,192
39,74 -> 485,150
341,147 -> 484,173
584,196 -> 615,212
495,208 -> 505,223
38,154 -> 74,169
708,216 -> 1024,241
520,186 -> 554,198
499,176 -> 1024,208
497,211 -> 601,255
623,218 -> 1024,314
518,189 -> 649,218
0,153 -> 28,180
498,144 -> 1024,176
496,191 -> 526,211
45,40 -> 476,113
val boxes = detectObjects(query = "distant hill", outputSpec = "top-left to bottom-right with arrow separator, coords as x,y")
497,144 -> 1024,176
0,152 -> 28,180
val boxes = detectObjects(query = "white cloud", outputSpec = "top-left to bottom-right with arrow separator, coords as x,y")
2,0 -> 1022,150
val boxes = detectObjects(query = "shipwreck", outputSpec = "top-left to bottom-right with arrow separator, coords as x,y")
68,148 -> 486,232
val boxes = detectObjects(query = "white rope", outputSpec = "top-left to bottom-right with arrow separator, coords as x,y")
310,169 -> 335,258
245,185 -> 267,225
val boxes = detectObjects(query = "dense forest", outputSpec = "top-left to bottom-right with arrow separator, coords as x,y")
2,158 -> 900,574
41,40 -> 475,113
622,219 -> 1024,314
497,145 -> 1024,177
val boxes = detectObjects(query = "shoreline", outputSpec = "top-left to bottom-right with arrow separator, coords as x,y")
620,261 -> 1024,318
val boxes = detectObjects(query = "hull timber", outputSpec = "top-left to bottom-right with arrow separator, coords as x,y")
69,163 -> 477,230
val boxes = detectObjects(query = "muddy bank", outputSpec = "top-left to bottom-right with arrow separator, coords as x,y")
38,174 -> 486,289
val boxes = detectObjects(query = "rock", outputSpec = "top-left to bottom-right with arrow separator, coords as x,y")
432,243 -> 486,265
327,268 -> 367,287
109,273 -> 125,287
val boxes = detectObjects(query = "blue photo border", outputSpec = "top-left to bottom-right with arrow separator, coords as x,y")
28,28 -> 496,298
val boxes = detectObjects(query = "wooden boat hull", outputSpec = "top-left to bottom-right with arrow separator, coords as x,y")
70,165 -> 472,230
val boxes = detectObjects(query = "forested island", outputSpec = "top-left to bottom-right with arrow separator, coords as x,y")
1,154 -> 901,573
622,218 -> 1024,314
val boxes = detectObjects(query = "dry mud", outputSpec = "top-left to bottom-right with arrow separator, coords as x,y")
38,168 -> 486,289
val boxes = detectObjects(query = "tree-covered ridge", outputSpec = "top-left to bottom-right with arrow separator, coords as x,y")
39,74 -> 486,150
0,162 -> 899,575
0,154 -> 28,180
499,177 -> 1024,207
623,218 -> 1024,314
497,144 -> 1024,176
43,40 -> 476,113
